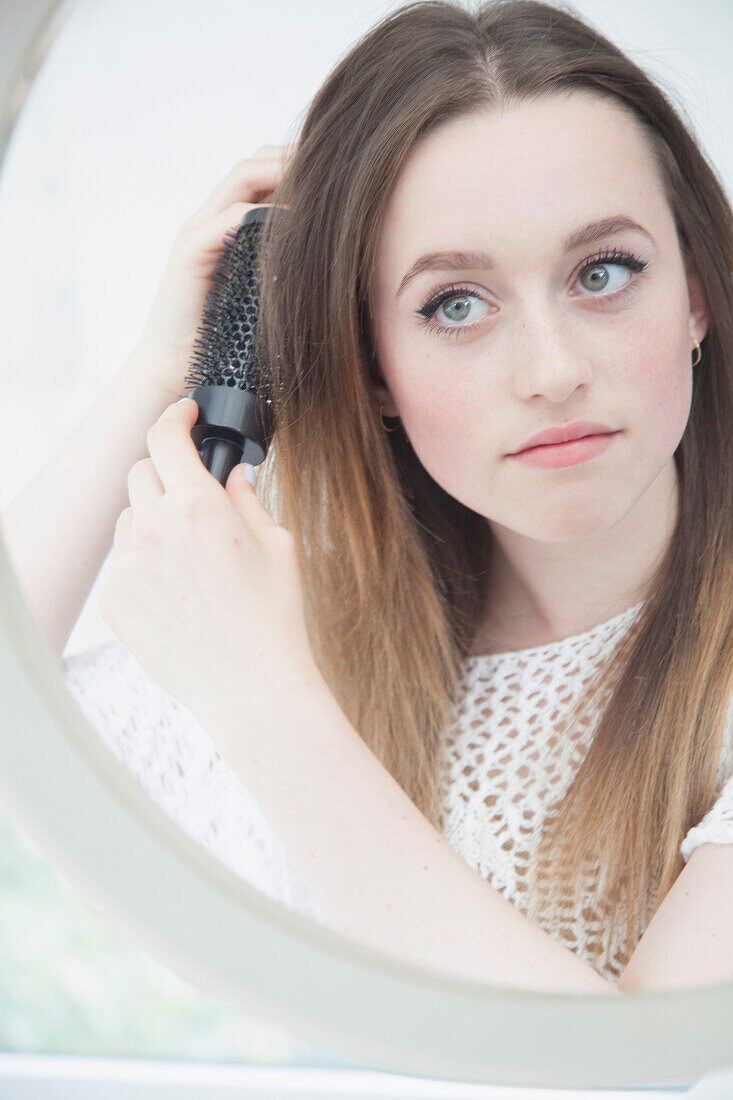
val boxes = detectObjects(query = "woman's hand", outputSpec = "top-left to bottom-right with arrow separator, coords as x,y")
98,396 -> 318,733
135,144 -> 295,403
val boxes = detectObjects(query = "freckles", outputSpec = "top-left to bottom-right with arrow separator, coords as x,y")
401,391 -> 469,478
409,396 -> 462,448
633,346 -> 692,446
629,332 -> 678,391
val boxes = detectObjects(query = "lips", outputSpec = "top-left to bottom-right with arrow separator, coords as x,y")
510,420 -> 617,455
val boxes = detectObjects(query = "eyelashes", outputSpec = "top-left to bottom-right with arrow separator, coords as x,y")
414,247 -> 650,339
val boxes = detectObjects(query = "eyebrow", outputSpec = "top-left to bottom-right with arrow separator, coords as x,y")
395,215 -> 655,298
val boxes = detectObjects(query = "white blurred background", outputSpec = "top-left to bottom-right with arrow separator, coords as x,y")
0,0 -> 730,660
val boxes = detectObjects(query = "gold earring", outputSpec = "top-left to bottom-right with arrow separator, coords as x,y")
692,338 -> 702,367
379,404 -> 400,432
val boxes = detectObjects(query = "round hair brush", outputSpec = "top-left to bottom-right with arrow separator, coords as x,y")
180,204 -> 277,487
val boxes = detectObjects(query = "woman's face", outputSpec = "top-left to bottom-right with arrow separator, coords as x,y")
369,92 -> 708,544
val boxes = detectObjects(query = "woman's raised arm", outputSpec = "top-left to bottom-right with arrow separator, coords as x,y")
0,350 -> 176,659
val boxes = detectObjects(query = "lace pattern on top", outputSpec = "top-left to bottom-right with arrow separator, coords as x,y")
61,596 -> 733,987
62,642 -> 326,924
437,600 -> 733,984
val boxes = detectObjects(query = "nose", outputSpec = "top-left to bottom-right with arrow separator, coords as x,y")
510,315 -> 593,402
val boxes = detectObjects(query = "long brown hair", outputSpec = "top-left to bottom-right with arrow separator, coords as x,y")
253,0 -> 733,967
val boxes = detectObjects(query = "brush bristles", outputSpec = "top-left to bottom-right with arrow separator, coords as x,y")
184,217 -> 267,395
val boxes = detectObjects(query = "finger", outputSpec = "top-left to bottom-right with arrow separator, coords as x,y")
145,397 -> 214,496
177,201 -> 273,260
112,506 -> 133,546
127,457 -> 164,513
186,152 -> 294,228
250,144 -> 295,160
225,463 -> 284,538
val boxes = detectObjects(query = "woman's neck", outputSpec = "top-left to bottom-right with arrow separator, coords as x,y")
468,457 -> 678,658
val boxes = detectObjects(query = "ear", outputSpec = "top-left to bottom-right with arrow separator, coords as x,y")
370,378 -> 400,419
684,249 -> 710,345
363,299 -> 401,417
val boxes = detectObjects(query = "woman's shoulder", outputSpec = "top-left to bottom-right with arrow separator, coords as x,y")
61,639 -> 326,919
61,639 -> 215,781
63,639 -> 180,718
719,687 -> 733,785
679,691 -> 733,863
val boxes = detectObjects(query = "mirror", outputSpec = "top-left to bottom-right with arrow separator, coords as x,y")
1,0 -> 733,1091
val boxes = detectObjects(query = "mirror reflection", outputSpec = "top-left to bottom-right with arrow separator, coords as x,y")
2,0 -> 732,1002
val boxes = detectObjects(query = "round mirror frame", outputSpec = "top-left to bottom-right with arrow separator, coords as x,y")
0,1 -> 732,1090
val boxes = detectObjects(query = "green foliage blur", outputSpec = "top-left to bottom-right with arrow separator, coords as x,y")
0,807 -> 345,1067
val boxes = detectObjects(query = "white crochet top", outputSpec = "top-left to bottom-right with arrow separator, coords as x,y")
61,598 -> 733,986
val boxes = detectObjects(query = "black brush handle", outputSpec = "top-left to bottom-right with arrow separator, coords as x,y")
188,383 -> 267,487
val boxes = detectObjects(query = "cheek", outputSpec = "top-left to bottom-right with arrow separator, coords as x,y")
399,382 -> 508,513
400,388 -> 473,475
626,335 -> 693,456
375,332 -> 485,483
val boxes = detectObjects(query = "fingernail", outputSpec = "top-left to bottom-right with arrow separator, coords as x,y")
244,463 -> 257,487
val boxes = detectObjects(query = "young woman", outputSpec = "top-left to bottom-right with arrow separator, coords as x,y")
5,0 -> 732,995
